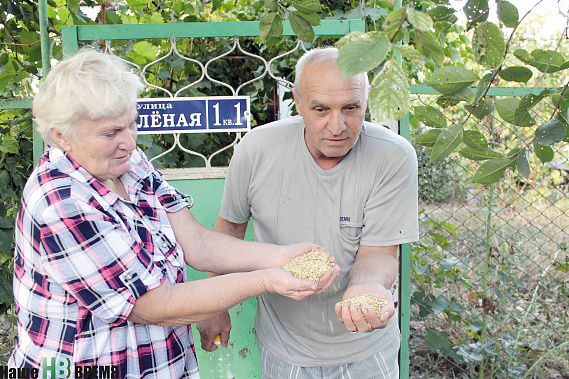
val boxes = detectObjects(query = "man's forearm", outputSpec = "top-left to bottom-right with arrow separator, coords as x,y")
348,245 -> 399,289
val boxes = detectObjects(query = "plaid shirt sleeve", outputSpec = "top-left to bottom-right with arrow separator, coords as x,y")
39,196 -> 164,326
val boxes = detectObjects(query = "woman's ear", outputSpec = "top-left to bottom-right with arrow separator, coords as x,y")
50,128 -> 71,152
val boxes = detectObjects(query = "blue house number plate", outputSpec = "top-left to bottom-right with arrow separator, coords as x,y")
136,96 -> 250,134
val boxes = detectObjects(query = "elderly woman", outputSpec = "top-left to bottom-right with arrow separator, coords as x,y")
9,49 -> 338,377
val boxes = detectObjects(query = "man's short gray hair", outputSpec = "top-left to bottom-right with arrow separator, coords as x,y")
33,48 -> 145,148
293,47 -> 370,103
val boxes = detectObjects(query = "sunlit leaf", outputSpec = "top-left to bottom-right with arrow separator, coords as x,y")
494,98 -> 535,127
415,129 -> 442,147
463,0 -> 489,29
471,158 -> 515,184
464,98 -> 494,119
428,66 -> 480,95
463,130 -> 488,151
415,31 -> 445,67
513,48 -> 532,64
528,50 -> 569,73
265,0 -> 278,12
498,66 -> 532,82
407,7 -> 433,32
336,32 -> 390,77
394,45 -> 425,68
289,12 -> 314,42
474,72 -> 493,103
259,12 -> 283,41
287,0 -> 321,14
133,41 -> 160,61
459,146 -> 502,160
382,7 -> 407,40
472,22 -> 505,69
514,90 -> 552,124
517,147 -> 530,179
369,58 -> 409,121
430,123 -> 463,163
533,141 -> 554,163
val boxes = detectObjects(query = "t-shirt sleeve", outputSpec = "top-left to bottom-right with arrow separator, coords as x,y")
360,148 -> 419,246
39,198 -> 165,326
219,139 -> 252,224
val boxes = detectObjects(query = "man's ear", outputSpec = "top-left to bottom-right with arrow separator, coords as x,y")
50,128 -> 71,152
292,89 -> 302,116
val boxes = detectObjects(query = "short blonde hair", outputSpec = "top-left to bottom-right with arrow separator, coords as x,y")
33,48 -> 145,148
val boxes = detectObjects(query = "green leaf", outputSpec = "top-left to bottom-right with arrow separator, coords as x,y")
427,66 -> 480,95
293,11 -> 320,26
463,130 -> 489,150
553,109 -> 569,142
415,31 -> 445,67
513,48 -> 533,64
259,12 -> 283,41
0,135 -> 19,154
552,89 -> 569,111
535,120 -> 566,146
527,49 -> 569,73
369,58 -> 409,121
0,229 -> 10,251
533,141 -> 554,163
498,66 -> 532,82
459,146 -> 502,160
430,124 -> 464,163
463,0 -> 489,29
428,6 -> 457,22
474,72 -> 493,103
336,31 -> 365,49
394,45 -> 425,68
425,330 -> 453,351
414,105 -> 447,128
494,98 -> 535,127
383,7 -> 407,40
407,7 -> 433,32
0,171 -> 9,189
472,22 -> 505,69
471,158 -> 515,184
289,12 -> 314,42
515,90 -> 552,124
415,129 -> 442,147
67,0 -> 80,13
265,0 -> 278,12
0,216 -> 13,229
497,0 -> 519,27
287,0 -> 321,14
464,98 -> 494,119
132,41 -> 159,61
336,32 -> 391,77
517,147 -> 530,179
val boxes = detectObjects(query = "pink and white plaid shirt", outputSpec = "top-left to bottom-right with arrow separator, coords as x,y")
9,147 -> 199,378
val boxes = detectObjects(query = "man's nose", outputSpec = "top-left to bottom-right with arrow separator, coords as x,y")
329,111 -> 346,135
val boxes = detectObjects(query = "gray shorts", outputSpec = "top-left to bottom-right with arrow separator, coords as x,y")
257,337 -> 400,379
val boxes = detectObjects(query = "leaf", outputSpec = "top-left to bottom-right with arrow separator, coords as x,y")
430,124 -> 463,163
0,229 -> 10,251
415,31 -> 445,67
474,72 -> 493,103
497,0 -> 519,27
514,90 -> 552,124
0,135 -> 19,154
533,141 -> 554,163
471,158 -> 515,184
0,171 -> 9,189
428,6 -> 457,22
428,66 -> 480,95
0,216 -> 13,229
527,49 -> 569,73
369,58 -> 409,121
407,7 -> 434,32
287,0 -> 321,14
463,130 -> 488,150
336,32 -> 391,78
513,48 -> 533,64
132,41 -> 159,61
472,22 -> 505,69
394,45 -> 425,68
415,129 -> 442,147
425,329 -> 453,351
414,106 -> 447,128
293,11 -> 320,26
463,0 -> 489,29
517,147 -> 530,179
494,98 -> 535,127
382,7 -> 407,40
289,12 -> 314,42
459,146 -> 502,160
464,98 -> 494,119
535,120 -> 566,146
498,66 -> 532,82
259,12 -> 283,41
265,0 -> 278,11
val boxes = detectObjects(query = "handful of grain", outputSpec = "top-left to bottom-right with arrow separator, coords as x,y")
283,250 -> 334,282
340,294 -> 388,315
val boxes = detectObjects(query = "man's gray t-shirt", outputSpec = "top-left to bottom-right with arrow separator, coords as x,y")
219,116 -> 419,366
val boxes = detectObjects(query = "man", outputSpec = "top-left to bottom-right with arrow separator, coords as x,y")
197,47 -> 418,378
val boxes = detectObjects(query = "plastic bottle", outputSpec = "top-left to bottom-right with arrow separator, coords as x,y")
208,335 -> 235,379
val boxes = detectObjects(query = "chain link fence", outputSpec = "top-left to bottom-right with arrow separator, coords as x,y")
408,93 -> 569,378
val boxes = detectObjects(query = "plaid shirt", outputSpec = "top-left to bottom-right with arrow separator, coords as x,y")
9,147 -> 200,379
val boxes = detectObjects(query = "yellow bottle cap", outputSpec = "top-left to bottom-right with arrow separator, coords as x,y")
214,335 -> 221,345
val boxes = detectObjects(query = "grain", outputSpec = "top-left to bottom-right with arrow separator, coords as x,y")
283,250 -> 334,282
340,294 -> 388,315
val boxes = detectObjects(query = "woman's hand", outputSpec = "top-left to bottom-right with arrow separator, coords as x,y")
277,243 -> 334,267
261,267 -> 339,301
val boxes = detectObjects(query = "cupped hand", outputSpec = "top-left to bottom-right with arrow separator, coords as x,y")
263,267 -> 338,301
277,243 -> 334,267
196,312 -> 232,351
334,283 -> 395,333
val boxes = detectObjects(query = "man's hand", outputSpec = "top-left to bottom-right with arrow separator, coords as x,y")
263,267 -> 339,301
196,312 -> 232,352
334,283 -> 395,333
277,243 -> 332,267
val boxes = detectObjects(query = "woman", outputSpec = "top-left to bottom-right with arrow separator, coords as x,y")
9,49 -> 338,377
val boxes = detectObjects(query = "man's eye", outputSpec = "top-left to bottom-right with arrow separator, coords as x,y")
103,131 -> 117,137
